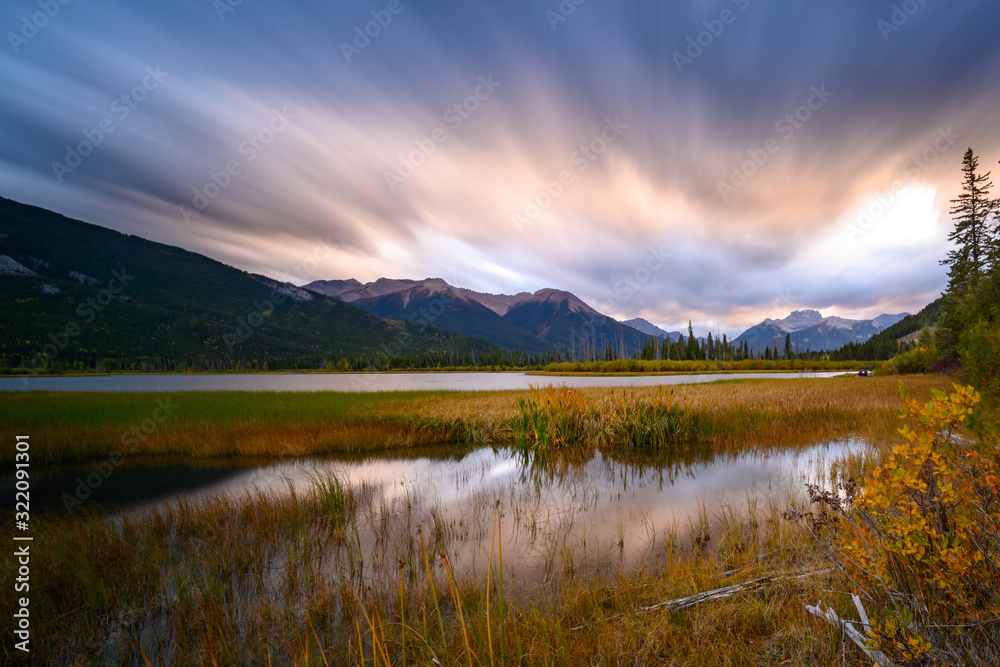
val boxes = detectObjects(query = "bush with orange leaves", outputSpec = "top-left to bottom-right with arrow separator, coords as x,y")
792,384 -> 1000,665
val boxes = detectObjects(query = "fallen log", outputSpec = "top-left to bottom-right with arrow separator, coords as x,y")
806,595 -> 894,667
571,569 -> 829,631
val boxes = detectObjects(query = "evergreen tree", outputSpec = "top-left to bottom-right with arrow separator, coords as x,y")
992,159 -> 1000,273
706,331 -> 715,360
784,333 -> 793,360
937,149 -> 996,359
686,321 -> 699,359
941,148 -> 994,289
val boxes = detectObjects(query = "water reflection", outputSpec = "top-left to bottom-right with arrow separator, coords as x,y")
0,370 -> 844,392
17,439 -> 868,585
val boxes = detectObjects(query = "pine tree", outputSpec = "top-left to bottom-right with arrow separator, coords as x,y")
941,148 -> 994,291
784,333 -> 793,360
992,159 -> 1000,274
686,321 -> 699,359
937,149 -> 996,360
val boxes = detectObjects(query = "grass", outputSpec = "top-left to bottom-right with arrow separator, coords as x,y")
0,374 -> 964,664
4,473 -> 858,666
0,375 -> 955,466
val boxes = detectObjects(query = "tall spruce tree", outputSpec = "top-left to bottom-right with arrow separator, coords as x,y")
992,159 -> 1000,273
941,148 -> 994,290
937,149 -> 995,359
686,321 -> 699,359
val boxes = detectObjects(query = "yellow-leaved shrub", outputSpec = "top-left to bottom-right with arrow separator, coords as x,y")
799,384 -> 1000,664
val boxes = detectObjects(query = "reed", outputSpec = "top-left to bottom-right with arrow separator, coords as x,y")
1,376 -> 955,466
3,474 -> 862,665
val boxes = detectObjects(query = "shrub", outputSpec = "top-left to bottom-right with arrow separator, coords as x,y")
795,385 -> 1000,664
883,344 -> 937,375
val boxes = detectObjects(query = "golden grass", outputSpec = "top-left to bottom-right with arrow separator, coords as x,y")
1,375 -> 955,466
5,478 -> 860,666
2,375 -> 962,663
398,375 -> 955,451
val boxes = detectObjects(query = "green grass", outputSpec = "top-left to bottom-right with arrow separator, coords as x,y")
0,376 -> 956,466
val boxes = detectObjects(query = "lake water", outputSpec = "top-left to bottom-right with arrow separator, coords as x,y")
0,370 -> 844,392
12,439 -> 864,583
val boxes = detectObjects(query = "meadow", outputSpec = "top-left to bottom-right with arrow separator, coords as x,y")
2,374 -> 971,664
1,376 -> 951,466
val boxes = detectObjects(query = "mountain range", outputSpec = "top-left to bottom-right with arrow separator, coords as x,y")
731,309 -> 910,354
618,318 -> 682,342
0,196 -> 915,367
0,197 -> 494,368
306,278 -> 653,357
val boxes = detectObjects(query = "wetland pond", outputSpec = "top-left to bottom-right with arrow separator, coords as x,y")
13,439 -> 865,586
0,370 -> 844,392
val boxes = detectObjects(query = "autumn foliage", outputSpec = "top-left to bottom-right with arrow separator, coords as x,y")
801,384 -> 1000,664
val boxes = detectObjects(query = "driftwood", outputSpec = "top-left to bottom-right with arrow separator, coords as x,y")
571,570 -> 829,631
806,595 -> 894,667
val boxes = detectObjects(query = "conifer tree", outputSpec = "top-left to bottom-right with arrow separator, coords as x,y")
686,321 -> 699,359
941,148 -> 994,291
937,149 -> 995,359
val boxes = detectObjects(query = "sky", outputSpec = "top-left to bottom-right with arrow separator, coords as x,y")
2,0 -> 999,337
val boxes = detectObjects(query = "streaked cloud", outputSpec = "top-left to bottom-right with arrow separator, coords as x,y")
2,0 -> 998,336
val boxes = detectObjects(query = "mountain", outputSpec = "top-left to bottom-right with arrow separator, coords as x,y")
619,318 -> 681,342
502,288 -> 653,357
830,298 -> 944,360
306,278 -> 556,354
309,278 -> 533,316
0,197 -> 494,368
733,309 -> 910,354
308,279 -> 657,358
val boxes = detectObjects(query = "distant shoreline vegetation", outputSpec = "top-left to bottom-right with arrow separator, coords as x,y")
0,358 -> 876,378
537,359 -> 865,374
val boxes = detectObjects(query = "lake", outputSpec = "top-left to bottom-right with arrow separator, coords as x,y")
0,370 -> 845,392
11,439 -> 864,584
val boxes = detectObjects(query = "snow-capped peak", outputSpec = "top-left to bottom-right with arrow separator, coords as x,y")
765,309 -> 824,332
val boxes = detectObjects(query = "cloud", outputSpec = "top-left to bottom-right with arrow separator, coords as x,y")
1,0 -> 999,337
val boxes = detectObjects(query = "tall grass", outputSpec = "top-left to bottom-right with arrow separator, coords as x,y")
0,376 -> 955,466
3,474 -> 860,665
1,377 -> 961,663
510,384 -> 696,460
